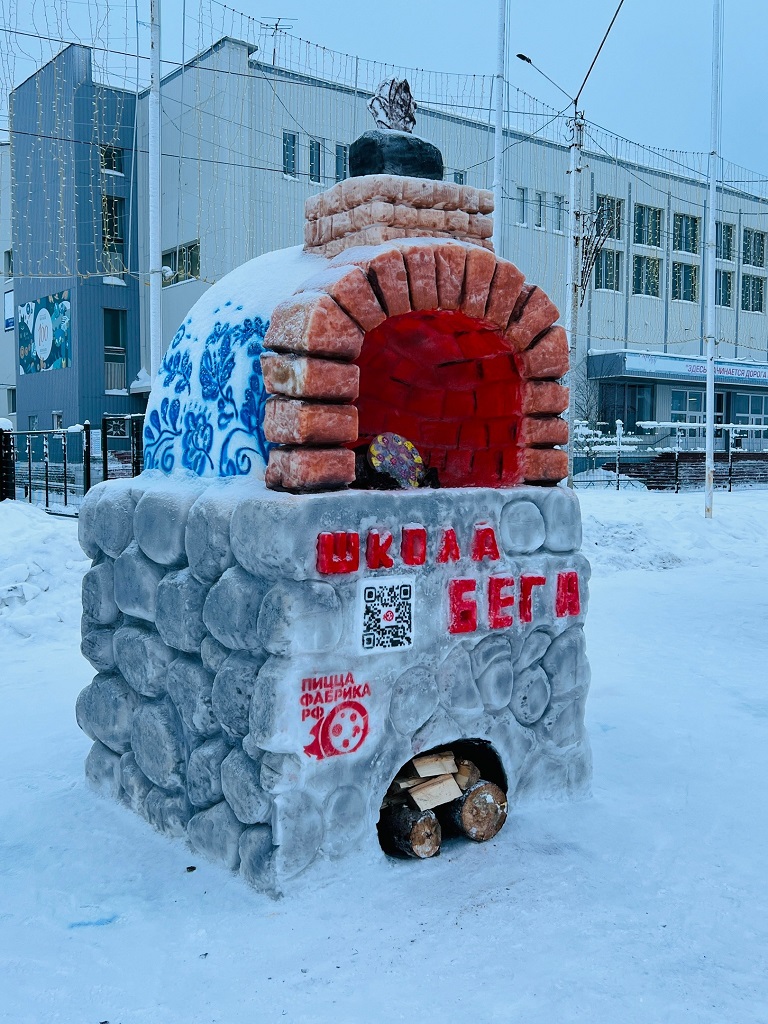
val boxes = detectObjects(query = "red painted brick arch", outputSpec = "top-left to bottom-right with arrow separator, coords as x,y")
260,241 -> 569,492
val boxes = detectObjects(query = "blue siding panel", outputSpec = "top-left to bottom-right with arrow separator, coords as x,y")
11,44 -> 142,431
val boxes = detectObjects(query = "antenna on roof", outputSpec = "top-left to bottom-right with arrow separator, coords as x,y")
258,17 -> 297,64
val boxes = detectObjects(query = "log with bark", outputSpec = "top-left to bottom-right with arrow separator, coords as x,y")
439,780 -> 508,842
378,803 -> 442,859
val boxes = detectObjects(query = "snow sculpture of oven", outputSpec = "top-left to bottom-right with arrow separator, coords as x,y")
76,82 -> 591,893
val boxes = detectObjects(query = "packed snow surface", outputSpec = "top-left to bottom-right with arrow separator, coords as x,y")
2,490 -> 768,1023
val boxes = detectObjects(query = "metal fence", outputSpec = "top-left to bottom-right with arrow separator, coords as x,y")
0,414 -> 145,515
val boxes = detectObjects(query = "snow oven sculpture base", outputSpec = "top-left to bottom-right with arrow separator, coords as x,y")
78,478 -> 590,892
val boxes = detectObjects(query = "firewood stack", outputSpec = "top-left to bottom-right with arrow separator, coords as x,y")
378,750 -> 508,859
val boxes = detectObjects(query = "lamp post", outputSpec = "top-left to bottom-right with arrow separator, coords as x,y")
704,0 -> 723,519
148,0 -> 162,379
491,0 -> 507,253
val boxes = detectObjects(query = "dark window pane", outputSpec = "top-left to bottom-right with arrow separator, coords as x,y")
309,139 -> 321,183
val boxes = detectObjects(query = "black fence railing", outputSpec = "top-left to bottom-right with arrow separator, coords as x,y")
0,413 -> 145,515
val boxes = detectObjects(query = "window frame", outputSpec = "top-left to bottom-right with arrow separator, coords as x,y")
104,308 -> 127,392
99,145 -> 124,175
594,248 -> 622,291
632,254 -> 662,297
309,138 -> 322,184
671,261 -> 699,302
673,212 -> 700,254
161,241 -> 200,287
335,144 -> 349,183
633,204 -> 662,247
596,195 -> 623,240
515,186 -> 527,225
743,228 -> 766,268
282,130 -> 298,178
101,194 -> 126,276
553,194 -> 565,233
741,273 -> 765,313
716,221 -> 734,261
715,268 -> 732,307
534,191 -> 545,229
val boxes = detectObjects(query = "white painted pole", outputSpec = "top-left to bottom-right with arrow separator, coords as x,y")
704,0 -> 722,518
565,107 -> 584,486
491,0 -> 506,252
148,0 -> 163,378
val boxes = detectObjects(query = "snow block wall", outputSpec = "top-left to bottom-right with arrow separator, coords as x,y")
76,474 -> 590,893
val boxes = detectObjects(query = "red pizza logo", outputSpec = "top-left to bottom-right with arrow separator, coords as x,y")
304,701 -> 369,760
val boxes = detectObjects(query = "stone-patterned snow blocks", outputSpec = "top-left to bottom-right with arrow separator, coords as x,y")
261,240 -> 568,492
77,475 -> 591,895
303,174 -> 495,257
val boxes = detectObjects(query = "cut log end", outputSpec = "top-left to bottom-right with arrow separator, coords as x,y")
442,780 -> 508,843
379,804 -> 442,859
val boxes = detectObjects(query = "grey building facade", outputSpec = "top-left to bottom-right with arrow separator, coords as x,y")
7,35 -> 768,450
9,44 -> 142,434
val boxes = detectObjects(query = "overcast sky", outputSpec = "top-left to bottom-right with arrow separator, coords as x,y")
205,0 -> 765,174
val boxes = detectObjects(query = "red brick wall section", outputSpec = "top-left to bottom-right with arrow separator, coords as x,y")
261,241 -> 568,492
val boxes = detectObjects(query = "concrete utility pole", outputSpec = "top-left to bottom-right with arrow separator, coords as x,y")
704,0 -> 723,518
491,0 -> 507,253
517,1 -> 626,487
148,0 -> 163,379
565,107 -> 585,486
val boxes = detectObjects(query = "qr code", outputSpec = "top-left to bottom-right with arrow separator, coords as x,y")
361,576 -> 414,651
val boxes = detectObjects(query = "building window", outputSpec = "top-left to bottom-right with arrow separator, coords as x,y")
599,382 -> 654,433
28,415 -> 38,432
7,387 -> 15,415
743,228 -> 765,268
634,204 -> 662,247
282,131 -> 298,177
596,195 -> 622,239
161,241 -> 200,287
100,145 -> 124,174
335,144 -> 348,182
734,393 -> 768,430
101,194 -> 126,276
742,274 -> 765,313
3,290 -> 12,331
632,255 -> 661,297
453,170 -> 466,185
671,389 -> 704,434
673,213 -> 700,254
553,194 -> 565,233
594,249 -> 622,291
104,309 -> 127,391
309,139 -> 322,183
716,221 -> 734,261
534,191 -> 545,229
715,269 -> 732,307
515,186 -> 527,225
52,411 -> 63,429
672,262 -> 699,302
3,248 -> 11,277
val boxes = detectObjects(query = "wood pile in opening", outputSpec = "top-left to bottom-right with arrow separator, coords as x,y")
378,750 -> 508,858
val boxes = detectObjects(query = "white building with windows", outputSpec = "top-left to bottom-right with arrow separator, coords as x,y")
8,34 -> 768,449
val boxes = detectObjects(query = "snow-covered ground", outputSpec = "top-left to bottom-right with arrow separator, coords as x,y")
2,490 -> 768,1024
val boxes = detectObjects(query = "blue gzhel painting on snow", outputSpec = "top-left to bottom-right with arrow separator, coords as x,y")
142,246 -> 326,479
